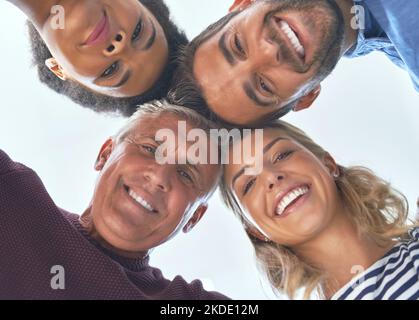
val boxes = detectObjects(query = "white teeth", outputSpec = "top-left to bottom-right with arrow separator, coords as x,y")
128,189 -> 155,212
276,186 -> 309,216
279,20 -> 305,58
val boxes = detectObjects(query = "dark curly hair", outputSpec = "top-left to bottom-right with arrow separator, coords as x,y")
27,0 -> 188,117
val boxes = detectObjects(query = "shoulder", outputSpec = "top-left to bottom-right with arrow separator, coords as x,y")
171,275 -> 230,300
142,264 -> 230,300
408,227 -> 419,241
333,230 -> 419,300
0,149 -> 31,176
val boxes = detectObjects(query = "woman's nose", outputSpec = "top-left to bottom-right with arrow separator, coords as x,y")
104,31 -> 127,56
267,174 -> 284,191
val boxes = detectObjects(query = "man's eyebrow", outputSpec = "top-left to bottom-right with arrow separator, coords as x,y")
142,18 -> 156,51
231,137 -> 289,189
243,82 -> 277,108
219,32 -> 237,66
111,70 -> 132,88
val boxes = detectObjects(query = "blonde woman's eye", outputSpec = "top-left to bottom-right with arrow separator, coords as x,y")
243,178 -> 256,196
274,150 -> 293,163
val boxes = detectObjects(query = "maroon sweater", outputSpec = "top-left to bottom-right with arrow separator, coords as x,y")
0,149 -> 228,300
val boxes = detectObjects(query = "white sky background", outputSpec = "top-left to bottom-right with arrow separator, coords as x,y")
0,0 -> 418,300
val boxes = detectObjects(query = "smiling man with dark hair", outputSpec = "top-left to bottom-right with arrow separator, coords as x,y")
171,0 -> 419,126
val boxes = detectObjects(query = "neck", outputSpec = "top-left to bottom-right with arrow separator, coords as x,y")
335,0 -> 359,55
80,208 -> 149,260
7,0 -> 58,28
293,206 -> 394,298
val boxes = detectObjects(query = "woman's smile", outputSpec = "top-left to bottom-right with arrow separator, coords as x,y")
272,183 -> 311,219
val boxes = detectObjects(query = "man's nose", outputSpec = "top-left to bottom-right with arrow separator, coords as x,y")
103,31 -> 128,57
255,38 -> 280,67
143,165 -> 172,193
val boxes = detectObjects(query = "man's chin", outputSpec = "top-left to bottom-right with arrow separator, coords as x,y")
98,230 -> 151,257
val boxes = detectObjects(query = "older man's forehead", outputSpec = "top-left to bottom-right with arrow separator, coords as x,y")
130,115 -> 219,158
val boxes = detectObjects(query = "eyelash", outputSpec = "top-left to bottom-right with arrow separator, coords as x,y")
132,19 -> 144,42
274,150 -> 294,163
258,76 -> 274,95
178,169 -> 193,183
142,144 -> 156,154
243,178 -> 255,196
101,61 -> 119,78
234,34 -> 246,57
141,143 -> 194,184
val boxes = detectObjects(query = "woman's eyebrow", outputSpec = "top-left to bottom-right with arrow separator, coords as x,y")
263,137 -> 288,154
111,70 -> 132,88
142,18 -> 157,51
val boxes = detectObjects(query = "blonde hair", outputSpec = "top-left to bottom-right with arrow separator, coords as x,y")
220,120 -> 414,299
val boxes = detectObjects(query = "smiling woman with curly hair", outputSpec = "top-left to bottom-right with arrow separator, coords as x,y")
7,0 -> 187,116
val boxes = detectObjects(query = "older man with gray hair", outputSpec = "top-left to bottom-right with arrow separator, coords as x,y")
0,100 -> 227,300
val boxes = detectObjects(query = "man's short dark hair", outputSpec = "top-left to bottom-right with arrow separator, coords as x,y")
28,0 -> 188,117
168,10 -> 294,128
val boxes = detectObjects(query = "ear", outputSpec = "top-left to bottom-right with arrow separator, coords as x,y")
229,0 -> 254,12
94,139 -> 114,171
45,57 -> 68,81
293,85 -> 322,112
183,204 -> 208,233
323,153 -> 340,178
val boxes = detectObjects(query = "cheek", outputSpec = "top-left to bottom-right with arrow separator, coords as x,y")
241,187 -> 272,231
244,190 -> 267,220
161,190 -> 192,235
152,36 -> 169,67
41,31 -> 68,62
311,172 -> 338,212
167,185 -> 194,215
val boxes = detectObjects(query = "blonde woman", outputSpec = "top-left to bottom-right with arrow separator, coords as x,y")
221,121 -> 419,300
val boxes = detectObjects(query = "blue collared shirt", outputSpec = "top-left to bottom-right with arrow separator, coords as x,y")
345,0 -> 419,91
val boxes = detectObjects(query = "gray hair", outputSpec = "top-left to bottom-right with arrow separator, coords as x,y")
114,99 -> 219,143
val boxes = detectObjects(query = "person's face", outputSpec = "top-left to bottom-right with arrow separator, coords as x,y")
194,0 -> 344,125
42,0 -> 168,97
91,114 -> 220,253
224,128 -> 341,246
